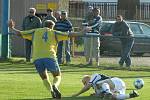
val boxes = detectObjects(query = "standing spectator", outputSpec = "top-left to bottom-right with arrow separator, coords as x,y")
42,8 -> 57,26
54,11 -> 73,64
55,11 -> 61,20
82,6 -> 94,63
82,6 -> 93,26
84,8 -> 102,66
111,15 -> 134,67
22,8 -> 42,62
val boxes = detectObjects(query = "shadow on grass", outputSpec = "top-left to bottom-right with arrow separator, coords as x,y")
0,61 -> 150,75
14,98 -> 50,100
61,63 -> 150,72
18,96 -> 100,100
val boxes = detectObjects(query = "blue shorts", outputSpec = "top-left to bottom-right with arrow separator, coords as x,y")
34,58 -> 60,73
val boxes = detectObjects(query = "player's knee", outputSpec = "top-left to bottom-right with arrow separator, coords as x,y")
52,71 -> 61,77
39,72 -> 48,80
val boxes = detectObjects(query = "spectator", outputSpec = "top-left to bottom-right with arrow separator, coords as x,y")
84,8 -> 102,66
72,73 -> 139,100
22,7 -> 42,62
111,15 -> 134,67
82,6 -> 93,63
82,6 -> 93,26
42,8 -> 57,26
55,11 -> 61,20
54,11 -> 73,64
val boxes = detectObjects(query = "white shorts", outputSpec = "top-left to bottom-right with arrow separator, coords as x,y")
111,77 -> 126,94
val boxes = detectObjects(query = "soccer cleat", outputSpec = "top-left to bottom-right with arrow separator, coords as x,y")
52,85 -> 61,99
129,90 -> 139,98
51,91 -> 56,98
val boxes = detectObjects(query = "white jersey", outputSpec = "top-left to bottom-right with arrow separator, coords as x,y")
111,77 -> 126,94
89,74 -> 126,95
89,73 -> 110,95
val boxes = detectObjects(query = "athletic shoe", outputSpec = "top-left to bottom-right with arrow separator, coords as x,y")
52,85 -> 61,99
51,91 -> 56,98
129,90 -> 139,98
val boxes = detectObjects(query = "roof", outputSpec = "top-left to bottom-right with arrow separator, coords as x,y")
140,0 -> 150,3
71,0 -> 150,3
70,0 -> 117,2
103,21 -> 146,25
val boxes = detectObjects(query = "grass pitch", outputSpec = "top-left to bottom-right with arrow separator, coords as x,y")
0,56 -> 149,100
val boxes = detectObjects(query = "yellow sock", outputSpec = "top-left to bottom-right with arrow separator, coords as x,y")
53,76 -> 61,87
43,79 -> 52,91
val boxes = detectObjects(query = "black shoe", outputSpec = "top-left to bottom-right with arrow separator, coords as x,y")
52,85 -> 61,99
51,91 -> 56,98
129,90 -> 139,98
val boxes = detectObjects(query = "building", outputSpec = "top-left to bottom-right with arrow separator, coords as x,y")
0,0 -> 69,57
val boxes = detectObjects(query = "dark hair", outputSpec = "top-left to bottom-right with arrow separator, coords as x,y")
47,8 -> 53,12
116,15 -> 123,19
61,11 -> 67,15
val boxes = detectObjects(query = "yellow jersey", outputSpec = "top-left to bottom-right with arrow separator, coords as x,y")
20,28 -> 69,61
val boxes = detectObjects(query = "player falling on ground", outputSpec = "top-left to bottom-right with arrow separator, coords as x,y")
72,73 -> 139,100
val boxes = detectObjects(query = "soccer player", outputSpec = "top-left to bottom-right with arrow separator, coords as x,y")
8,19 -> 85,99
72,73 -> 139,100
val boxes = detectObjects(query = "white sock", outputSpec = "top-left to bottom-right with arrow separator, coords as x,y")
116,94 -> 130,100
43,79 -> 52,91
102,83 -> 111,93
53,76 -> 61,87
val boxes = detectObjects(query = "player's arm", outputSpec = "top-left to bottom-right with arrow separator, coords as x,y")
72,83 -> 91,97
56,27 -> 90,42
8,19 -> 33,40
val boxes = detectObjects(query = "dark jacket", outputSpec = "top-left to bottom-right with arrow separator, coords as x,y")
22,15 -> 42,30
111,20 -> 134,37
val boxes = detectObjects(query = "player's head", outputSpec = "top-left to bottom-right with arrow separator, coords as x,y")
28,7 -> 36,16
43,20 -> 55,29
82,75 -> 91,86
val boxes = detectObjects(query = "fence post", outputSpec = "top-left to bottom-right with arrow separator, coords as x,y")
0,0 -> 10,59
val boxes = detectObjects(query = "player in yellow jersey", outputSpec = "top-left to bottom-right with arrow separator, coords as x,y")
8,19 -> 86,99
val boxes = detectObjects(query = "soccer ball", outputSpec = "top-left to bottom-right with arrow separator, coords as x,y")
134,78 -> 144,89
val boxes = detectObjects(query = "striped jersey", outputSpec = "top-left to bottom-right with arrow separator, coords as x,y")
54,19 -> 72,32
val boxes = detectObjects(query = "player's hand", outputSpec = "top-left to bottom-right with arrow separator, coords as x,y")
8,19 -> 15,29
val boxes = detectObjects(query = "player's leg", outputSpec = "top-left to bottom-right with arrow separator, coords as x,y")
116,90 -> 139,99
34,59 -> 55,98
112,77 -> 139,99
45,58 -> 62,99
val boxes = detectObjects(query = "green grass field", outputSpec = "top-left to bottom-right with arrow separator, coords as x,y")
0,56 -> 149,100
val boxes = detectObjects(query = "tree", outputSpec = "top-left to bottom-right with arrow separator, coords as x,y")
117,0 -> 140,20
